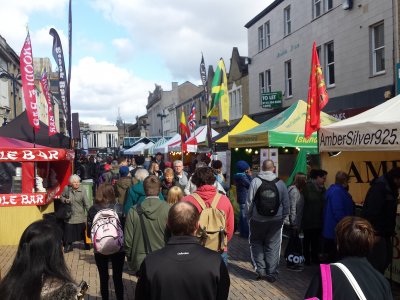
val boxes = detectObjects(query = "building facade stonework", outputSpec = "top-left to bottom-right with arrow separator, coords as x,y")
245,0 -> 395,119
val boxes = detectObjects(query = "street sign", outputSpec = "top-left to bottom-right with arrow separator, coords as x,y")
261,91 -> 283,109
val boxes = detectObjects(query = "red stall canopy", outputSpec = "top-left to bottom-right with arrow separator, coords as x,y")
0,137 -> 74,207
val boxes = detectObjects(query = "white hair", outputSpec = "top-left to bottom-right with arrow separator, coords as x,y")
135,168 -> 149,182
69,174 -> 81,184
173,160 -> 183,166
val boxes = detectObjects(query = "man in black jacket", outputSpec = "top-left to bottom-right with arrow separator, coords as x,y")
362,167 -> 400,273
135,201 -> 230,300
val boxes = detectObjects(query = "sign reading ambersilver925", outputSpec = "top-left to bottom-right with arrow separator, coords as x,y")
261,91 -> 283,109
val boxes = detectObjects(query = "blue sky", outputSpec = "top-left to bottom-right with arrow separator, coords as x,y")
0,0 -> 272,124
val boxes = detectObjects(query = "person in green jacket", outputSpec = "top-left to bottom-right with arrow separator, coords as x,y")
124,175 -> 171,274
302,169 -> 327,265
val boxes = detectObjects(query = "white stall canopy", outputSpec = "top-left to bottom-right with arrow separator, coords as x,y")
319,96 -> 400,152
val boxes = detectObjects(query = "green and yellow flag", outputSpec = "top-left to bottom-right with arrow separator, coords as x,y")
207,58 -> 229,124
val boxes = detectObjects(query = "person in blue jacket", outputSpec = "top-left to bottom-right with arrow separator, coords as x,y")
322,171 -> 354,263
234,160 -> 252,238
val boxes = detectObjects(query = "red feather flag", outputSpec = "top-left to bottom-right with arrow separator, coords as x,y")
305,41 -> 329,139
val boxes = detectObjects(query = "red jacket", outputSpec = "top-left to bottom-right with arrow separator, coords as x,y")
182,185 -> 234,248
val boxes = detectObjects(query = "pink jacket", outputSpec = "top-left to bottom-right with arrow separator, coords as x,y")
182,185 -> 234,246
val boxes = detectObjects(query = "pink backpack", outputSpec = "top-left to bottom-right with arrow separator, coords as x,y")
91,208 -> 123,255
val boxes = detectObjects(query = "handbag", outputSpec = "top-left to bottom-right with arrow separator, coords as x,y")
55,202 -> 72,220
305,264 -> 332,300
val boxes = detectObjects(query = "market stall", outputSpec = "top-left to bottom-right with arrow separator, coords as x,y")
0,137 -> 74,245
228,100 -> 337,179
153,133 -> 181,154
319,95 -> 400,282
169,125 -> 219,153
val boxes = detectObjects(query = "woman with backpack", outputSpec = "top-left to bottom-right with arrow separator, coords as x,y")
182,167 -> 234,265
87,183 -> 124,300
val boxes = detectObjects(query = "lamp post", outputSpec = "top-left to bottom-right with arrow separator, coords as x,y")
157,112 -> 167,137
0,69 -> 21,119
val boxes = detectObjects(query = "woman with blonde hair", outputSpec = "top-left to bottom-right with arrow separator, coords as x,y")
148,161 -> 163,178
166,186 -> 184,205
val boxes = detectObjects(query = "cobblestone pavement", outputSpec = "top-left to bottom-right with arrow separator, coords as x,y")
1,233 -> 399,299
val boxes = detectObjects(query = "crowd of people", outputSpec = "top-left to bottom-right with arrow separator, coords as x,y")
0,152 -> 398,299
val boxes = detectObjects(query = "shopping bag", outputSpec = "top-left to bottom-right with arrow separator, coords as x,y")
284,231 -> 305,267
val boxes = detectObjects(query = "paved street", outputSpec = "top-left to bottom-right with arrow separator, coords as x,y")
1,233 -> 399,299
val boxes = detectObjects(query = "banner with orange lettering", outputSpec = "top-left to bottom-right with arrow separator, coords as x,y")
20,31 -> 40,132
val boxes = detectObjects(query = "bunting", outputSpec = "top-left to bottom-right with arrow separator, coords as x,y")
20,30 -> 40,132
305,41 -> 329,139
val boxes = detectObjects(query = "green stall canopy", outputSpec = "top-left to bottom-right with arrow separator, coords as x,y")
228,100 -> 338,149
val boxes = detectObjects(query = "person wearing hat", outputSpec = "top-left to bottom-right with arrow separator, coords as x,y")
115,166 -> 133,207
234,160 -> 252,238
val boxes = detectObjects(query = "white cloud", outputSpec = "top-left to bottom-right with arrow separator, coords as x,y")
70,56 -> 162,124
112,38 -> 135,63
90,0 -> 272,79
0,1 -> 68,52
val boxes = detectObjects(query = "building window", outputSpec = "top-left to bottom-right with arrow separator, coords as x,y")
313,0 -> 333,19
265,21 -> 271,48
285,60 -> 292,98
284,6 -> 291,36
325,41 -> 335,86
229,85 -> 242,121
258,25 -> 265,52
313,0 -> 322,18
265,69 -> 272,93
371,22 -> 385,74
259,72 -> 265,94
258,21 -> 270,51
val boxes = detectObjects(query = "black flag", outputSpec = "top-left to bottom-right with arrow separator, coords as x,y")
200,53 -> 212,150
49,28 -> 71,136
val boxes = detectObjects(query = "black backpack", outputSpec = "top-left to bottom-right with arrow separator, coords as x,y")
254,176 -> 280,216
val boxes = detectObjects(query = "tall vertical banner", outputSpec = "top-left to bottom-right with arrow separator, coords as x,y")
304,41 -> 329,139
40,68 -> 57,136
67,0 -> 73,138
49,28 -> 70,136
207,58 -> 230,124
200,53 -> 213,148
20,31 -> 40,132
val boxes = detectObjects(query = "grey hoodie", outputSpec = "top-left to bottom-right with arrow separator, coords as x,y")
246,171 -> 289,222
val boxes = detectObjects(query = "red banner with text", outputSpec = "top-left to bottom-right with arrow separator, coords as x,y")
20,31 -> 40,132
40,69 -> 57,136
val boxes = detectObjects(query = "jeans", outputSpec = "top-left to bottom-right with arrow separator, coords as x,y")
221,251 -> 228,266
239,204 -> 249,238
94,251 -> 125,300
249,218 -> 283,278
